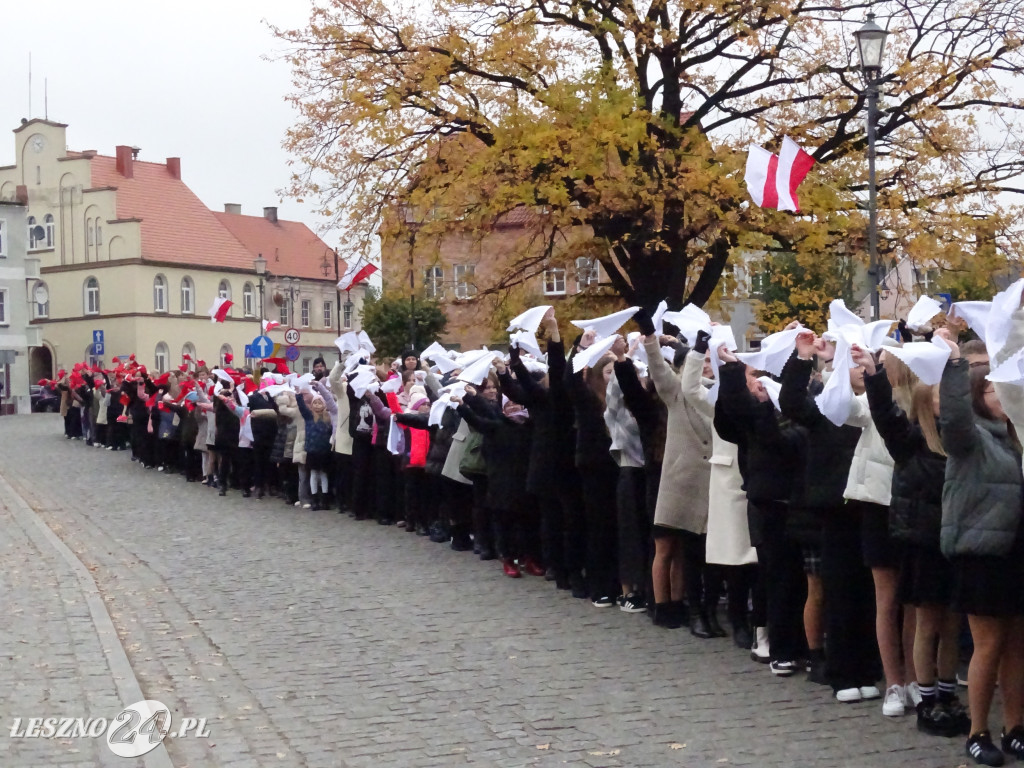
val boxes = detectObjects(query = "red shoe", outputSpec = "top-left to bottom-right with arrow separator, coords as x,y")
502,558 -> 522,578
522,558 -> 546,577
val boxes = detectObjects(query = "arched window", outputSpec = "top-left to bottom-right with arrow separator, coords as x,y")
242,282 -> 255,317
153,275 -> 167,312
181,342 -> 197,369
154,342 -> 169,374
84,277 -> 100,315
219,343 -> 233,368
27,216 -> 39,249
180,277 -> 194,314
87,217 -> 94,247
43,214 -> 55,248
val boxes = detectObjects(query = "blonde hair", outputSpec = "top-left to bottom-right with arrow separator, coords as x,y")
883,352 -> 917,414
910,383 -> 945,457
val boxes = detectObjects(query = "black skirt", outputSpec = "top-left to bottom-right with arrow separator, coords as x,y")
950,530 -> 1024,617
306,450 -> 331,472
898,544 -> 953,607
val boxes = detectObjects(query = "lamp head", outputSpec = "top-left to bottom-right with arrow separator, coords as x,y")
854,12 -> 888,74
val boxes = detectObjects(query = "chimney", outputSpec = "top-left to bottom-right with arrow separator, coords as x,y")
15,185 -> 28,205
263,206 -> 278,223
166,157 -> 181,180
224,203 -> 242,215
115,145 -> 134,178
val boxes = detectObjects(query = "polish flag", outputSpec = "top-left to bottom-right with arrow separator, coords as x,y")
208,296 -> 234,323
262,319 -> 281,333
337,255 -> 378,292
744,136 -> 815,212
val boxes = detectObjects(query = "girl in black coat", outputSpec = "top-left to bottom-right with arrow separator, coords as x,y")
865,363 -> 964,737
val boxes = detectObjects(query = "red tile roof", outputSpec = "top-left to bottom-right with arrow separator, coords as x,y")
213,212 -> 339,282
89,155 -> 257,271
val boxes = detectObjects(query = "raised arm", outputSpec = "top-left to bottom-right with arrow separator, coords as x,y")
680,348 -> 714,420
643,336 -> 682,407
939,358 -> 978,458
779,352 -> 823,429
864,367 -> 920,464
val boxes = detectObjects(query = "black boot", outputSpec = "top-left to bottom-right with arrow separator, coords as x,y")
690,611 -> 714,639
651,602 -> 683,629
218,478 -> 227,497
706,608 -> 727,638
311,493 -> 321,511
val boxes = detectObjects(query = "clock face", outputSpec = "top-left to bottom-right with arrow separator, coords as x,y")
30,135 -> 45,153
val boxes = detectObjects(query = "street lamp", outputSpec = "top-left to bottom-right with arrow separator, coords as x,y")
854,12 -> 889,320
281,277 -> 300,327
254,254 -> 267,334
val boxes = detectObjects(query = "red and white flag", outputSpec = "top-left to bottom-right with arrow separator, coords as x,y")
337,255 -> 378,292
208,296 -> 233,323
262,319 -> 281,333
744,136 -> 815,212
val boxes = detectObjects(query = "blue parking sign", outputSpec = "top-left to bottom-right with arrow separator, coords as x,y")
92,342 -> 104,356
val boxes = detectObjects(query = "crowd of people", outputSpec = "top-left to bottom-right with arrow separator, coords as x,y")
43,293 -> 1024,767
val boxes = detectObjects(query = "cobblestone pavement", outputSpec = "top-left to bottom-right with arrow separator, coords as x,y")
1,415 -> 971,767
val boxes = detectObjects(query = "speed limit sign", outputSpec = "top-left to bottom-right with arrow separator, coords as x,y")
284,328 -> 301,345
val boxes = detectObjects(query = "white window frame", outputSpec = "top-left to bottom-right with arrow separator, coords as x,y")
154,342 -> 169,374
454,264 -> 476,299
574,257 -> 599,292
0,219 -> 6,257
279,299 -> 289,327
300,299 -> 311,328
243,283 -> 255,318
182,343 -> 196,367
423,265 -> 444,299
323,300 -> 333,329
84,277 -> 100,315
153,275 -> 167,313
543,267 -> 566,296
34,281 -> 49,319
218,280 -> 232,318
302,357 -> 311,374
343,300 -> 353,329
180,277 -> 194,314
0,288 -> 7,325
44,214 -> 55,248
220,344 -> 233,368
28,216 -> 40,249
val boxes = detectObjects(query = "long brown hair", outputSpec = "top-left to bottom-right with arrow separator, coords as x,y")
970,363 -> 1022,452
883,352 -> 917,414
910,383 -> 945,457
585,354 -> 615,409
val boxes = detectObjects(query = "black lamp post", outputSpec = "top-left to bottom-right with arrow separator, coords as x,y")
254,254 -> 267,334
854,12 -> 889,320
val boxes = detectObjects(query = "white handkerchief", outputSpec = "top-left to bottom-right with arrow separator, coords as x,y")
213,369 -> 233,384
428,396 -> 448,427
570,307 -> 639,340
334,332 -> 360,355
652,300 -> 669,336
507,306 -> 552,334
883,337 -> 951,386
711,324 -> 738,352
986,278 -> 1024,360
431,354 -> 460,374
706,338 -> 730,405
758,376 -> 782,412
357,330 -> 376,354
380,377 -> 403,394
828,298 -> 864,329
387,415 -> 405,455
457,352 -> 497,385
736,326 -> 802,376
661,305 -> 711,344
907,295 -> 944,331
510,330 -> 544,359
349,368 -> 379,398
814,335 -> 854,426
626,331 -> 648,366
988,347 -> 1024,384
455,348 -> 491,367
236,390 -> 250,408
343,350 -> 371,374
949,301 -> 991,343
572,334 -> 620,373
262,384 -> 291,399
661,345 -> 678,364
861,320 -> 896,351
420,341 -> 448,361
519,357 -> 549,374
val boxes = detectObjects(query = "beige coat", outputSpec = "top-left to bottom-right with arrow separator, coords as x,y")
328,361 -> 353,456
644,338 -> 712,533
705,432 -> 757,565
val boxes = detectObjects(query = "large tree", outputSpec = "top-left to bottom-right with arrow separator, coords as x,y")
277,0 -> 1024,314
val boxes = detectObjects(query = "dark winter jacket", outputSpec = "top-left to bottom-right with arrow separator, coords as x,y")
613,359 -> 667,467
296,395 -> 333,456
395,409 -> 457,476
246,391 -> 279,447
214,397 -> 240,450
457,395 -> 532,511
779,354 -> 860,510
939,358 -> 1023,557
564,343 -> 614,469
864,368 -> 945,547
498,339 -> 576,496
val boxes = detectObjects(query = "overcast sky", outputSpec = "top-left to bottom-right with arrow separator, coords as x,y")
0,1 -> 331,241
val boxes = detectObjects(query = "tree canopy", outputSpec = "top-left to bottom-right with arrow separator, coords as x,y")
359,287 -> 449,359
278,0 -> 1024,321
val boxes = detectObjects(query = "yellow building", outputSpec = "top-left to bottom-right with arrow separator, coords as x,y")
0,119 -> 364,379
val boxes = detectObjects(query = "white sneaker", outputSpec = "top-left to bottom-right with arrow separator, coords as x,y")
859,685 -> 881,700
904,681 -> 922,707
836,687 -> 862,703
882,684 -> 905,716
750,626 -> 770,663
